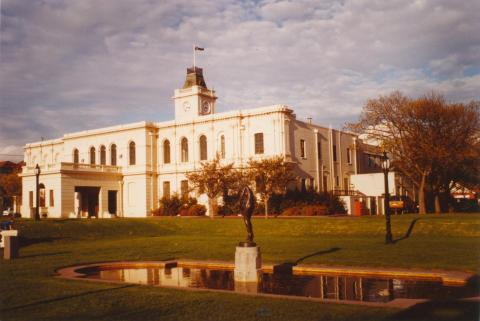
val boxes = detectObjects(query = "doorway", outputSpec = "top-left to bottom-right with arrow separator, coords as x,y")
370,197 -> 377,215
75,187 -> 100,218
108,190 -> 117,215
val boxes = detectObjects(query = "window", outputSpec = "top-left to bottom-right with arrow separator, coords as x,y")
100,145 -> 106,165
49,190 -> 54,207
199,135 -> 207,160
347,148 -> 352,164
367,154 -> 373,167
29,191 -> 33,208
163,181 -> 170,198
344,177 -> 349,191
333,145 -> 337,162
73,149 -> 79,164
301,178 -> 307,191
39,183 -> 46,207
90,147 -> 96,165
220,135 -> 225,159
317,142 -> 321,160
300,139 -> 306,158
180,180 -> 189,198
163,140 -> 171,164
335,176 -> 339,187
111,144 -> 117,166
254,133 -> 264,154
323,175 -> 328,192
129,141 -> 136,165
181,138 -> 188,162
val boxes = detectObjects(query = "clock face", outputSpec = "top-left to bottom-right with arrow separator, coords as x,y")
183,101 -> 191,111
201,101 -> 211,114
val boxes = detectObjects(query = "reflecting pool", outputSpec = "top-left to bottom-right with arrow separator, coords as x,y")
74,264 -> 478,303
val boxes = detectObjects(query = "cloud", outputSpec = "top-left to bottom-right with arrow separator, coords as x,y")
0,0 -> 479,161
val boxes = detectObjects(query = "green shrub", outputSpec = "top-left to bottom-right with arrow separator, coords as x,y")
219,193 -> 241,216
328,197 -> 347,214
302,205 -> 327,216
271,190 -> 346,216
281,205 -> 328,216
282,206 -> 302,216
187,204 -> 207,216
151,195 -> 207,217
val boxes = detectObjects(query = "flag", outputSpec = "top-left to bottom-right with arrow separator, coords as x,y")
195,46 -> 204,51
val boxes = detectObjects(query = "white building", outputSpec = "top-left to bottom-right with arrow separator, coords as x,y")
20,66 -> 383,218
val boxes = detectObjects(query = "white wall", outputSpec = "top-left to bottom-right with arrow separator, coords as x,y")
351,172 -> 395,197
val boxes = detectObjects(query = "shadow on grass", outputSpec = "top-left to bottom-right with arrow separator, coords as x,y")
20,251 -> 72,259
19,236 -> 69,247
393,218 -> 421,243
273,247 -> 341,274
0,284 -> 136,312
388,300 -> 479,321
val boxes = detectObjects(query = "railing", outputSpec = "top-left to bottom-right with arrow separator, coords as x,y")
23,162 -> 121,174
332,189 -> 365,196
61,162 -> 121,173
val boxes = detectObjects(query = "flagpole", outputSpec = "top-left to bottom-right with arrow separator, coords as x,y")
193,44 -> 195,69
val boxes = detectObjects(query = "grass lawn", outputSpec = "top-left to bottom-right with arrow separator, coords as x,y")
0,213 -> 479,321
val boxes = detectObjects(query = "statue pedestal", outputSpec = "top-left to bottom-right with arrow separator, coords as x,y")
234,245 -> 262,283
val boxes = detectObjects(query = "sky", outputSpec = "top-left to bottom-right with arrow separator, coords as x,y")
1,0 -> 479,161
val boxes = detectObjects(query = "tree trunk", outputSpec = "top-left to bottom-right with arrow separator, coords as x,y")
208,198 -> 217,219
434,194 -> 441,214
264,195 -> 269,219
418,172 -> 427,214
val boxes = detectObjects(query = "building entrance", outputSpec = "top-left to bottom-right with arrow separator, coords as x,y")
75,187 -> 100,218
108,190 -> 117,215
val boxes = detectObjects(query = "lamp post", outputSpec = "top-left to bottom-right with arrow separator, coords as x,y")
381,151 -> 393,244
34,164 -> 41,221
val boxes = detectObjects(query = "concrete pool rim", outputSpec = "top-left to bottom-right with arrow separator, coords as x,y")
55,260 -> 479,309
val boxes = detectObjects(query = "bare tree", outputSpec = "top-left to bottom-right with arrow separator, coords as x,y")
247,156 -> 296,218
186,154 -> 236,218
347,91 -> 480,214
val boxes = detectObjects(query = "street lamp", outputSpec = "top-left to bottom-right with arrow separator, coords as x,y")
381,151 -> 393,244
34,164 -> 41,221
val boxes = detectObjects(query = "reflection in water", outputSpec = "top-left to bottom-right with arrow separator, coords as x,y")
80,266 -> 477,303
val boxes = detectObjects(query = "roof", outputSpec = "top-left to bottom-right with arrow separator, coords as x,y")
182,67 -> 207,89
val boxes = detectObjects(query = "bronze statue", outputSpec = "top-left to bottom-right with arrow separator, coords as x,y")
238,186 -> 256,246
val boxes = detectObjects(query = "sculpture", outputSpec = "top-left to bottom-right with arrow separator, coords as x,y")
238,186 -> 255,246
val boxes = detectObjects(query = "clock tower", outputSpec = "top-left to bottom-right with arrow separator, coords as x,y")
173,67 -> 217,122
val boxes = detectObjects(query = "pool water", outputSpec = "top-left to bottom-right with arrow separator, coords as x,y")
76,264 -> 478,303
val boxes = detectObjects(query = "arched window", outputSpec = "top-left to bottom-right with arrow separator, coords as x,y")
73,149 -> 79,164
90,147 -> 96,165
39,183 -> 46,207
181,138 -> 188,162
100,145 -> 106,165
110,144 -> 117,166
163,140 -> 171,164
220,135 -> 225,159
129,141 -> 136,165
199,135 -> 207,161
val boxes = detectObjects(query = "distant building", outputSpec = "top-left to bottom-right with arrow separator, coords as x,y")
20,66 -> 388,218
0,161 -> 23,213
